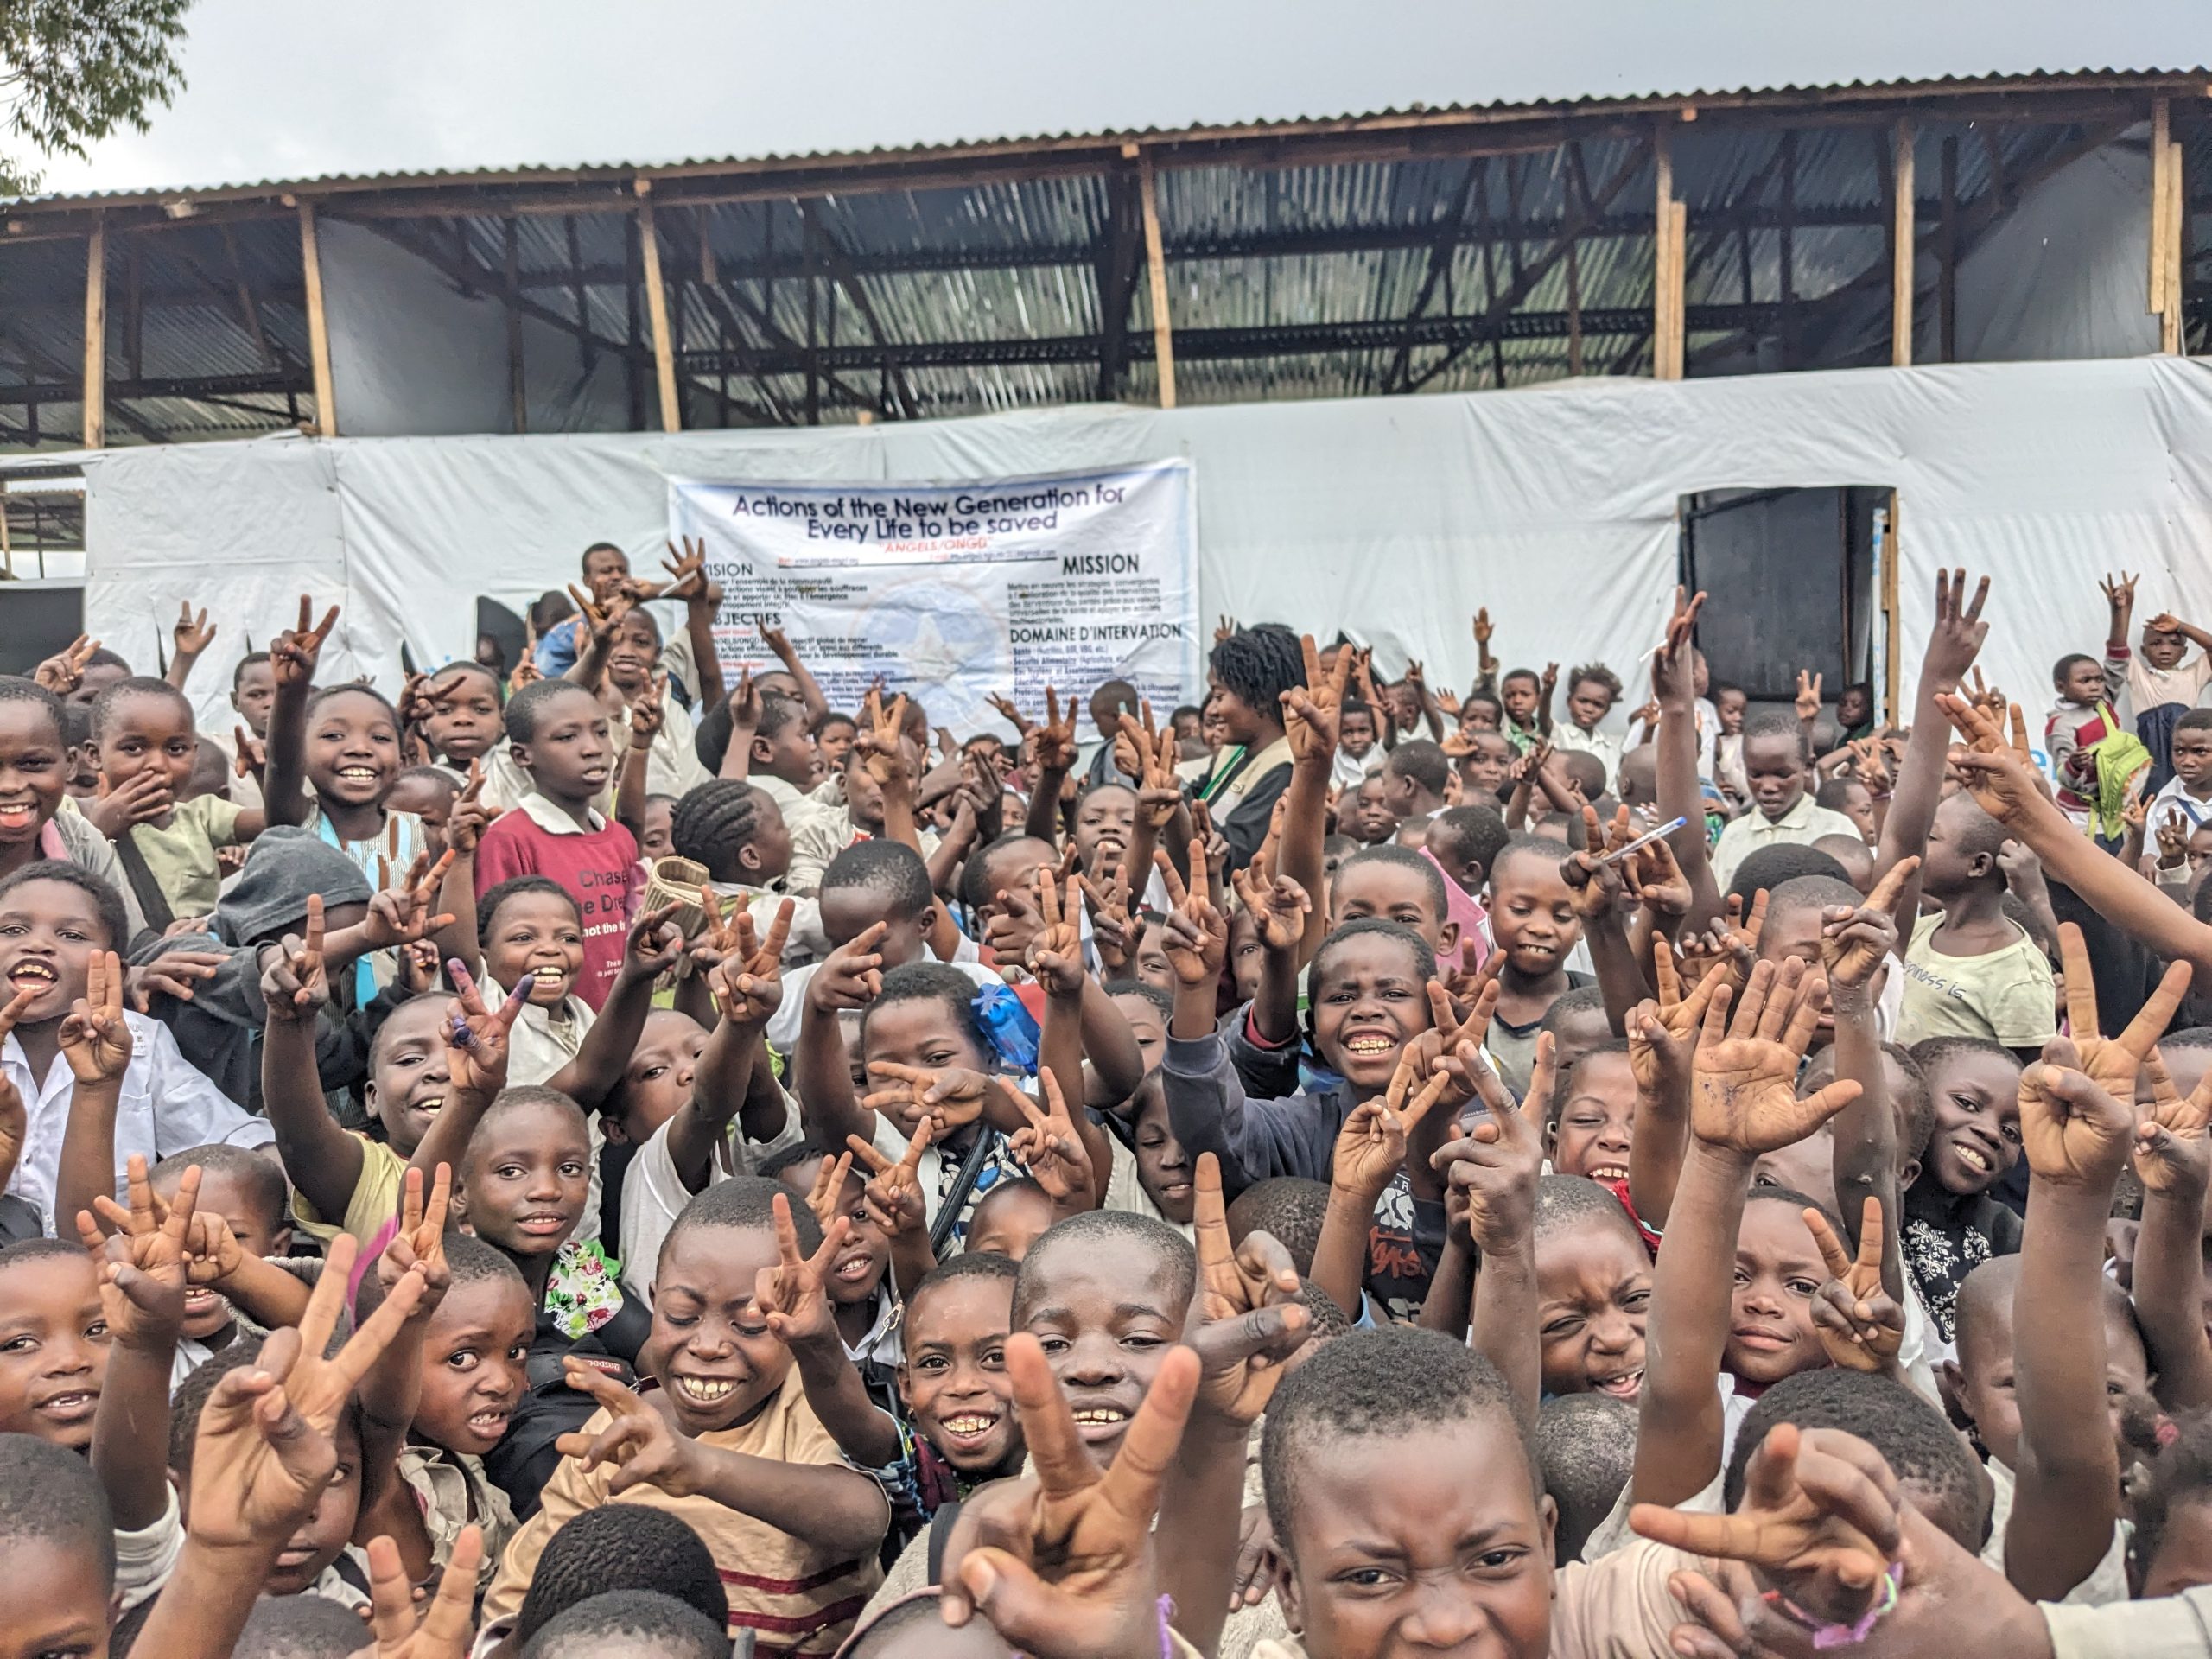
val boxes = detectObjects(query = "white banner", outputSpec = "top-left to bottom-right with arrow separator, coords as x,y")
666,461 -> 1199,731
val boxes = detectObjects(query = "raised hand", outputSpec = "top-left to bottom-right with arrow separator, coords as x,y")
987,690 -> 1033,734
232,724 -> 268,782
363,1525 -> 482,1659
1005,1074 -> 1096,1207
1631,1423 -> 1899,1630
627,671 -> 670,744
1924,567 -> 1993,686
1155,842 -> 1226,990
1560,803 -> 1630,920
1429,1067 -> 1546,1255
270,594 -> 340,689
360,849 -> 460,950
1230,864 -> 1311,954
2056,920 -> 2189,1097
1819,857 -> 1915,992
172,601 -> 217,658
1621,829 -> 1694,918
1026,868 -> 1085,996
57,948 -> 132,1084
185,1233 -> 425,1550
33,633 -> 99,697
1793,670 -> 1823,721
1691,960 -> 1860,1155
442,958 -> 529,1097
441,760 -> 489,856
805,1151 -> 855,1235
1073,868 -> 1138,976
754,1192 -> 851,1349
79,1154 -> 195,1349
2157,809 -> 2191,870
1332,1054 -> 1450,1201
2018,1037 -> 2134,1190
2136,1050 -> 2212,1197
707,899 -> 792,1028
1031,686 -> 1079,772
856,688 -> 912,789
1934,691 -> 2048,824
1627,938 -> 1719,1104
1281,632 -> 1351,763
2100,570 -> 2139,613
941,1334 -> 1199,1655
864,1062 -> 993,1132
1186,1154 -> 1310,1424
565,582 -> 631,648
260,895 -> 330,1023
659,535 -> 709,599
378,1164 -> 453,1316
806,921 -> 887,1014
849,1119 -> 933,1237
1806,1198 -> 1903,1373
556,1357 -> 709,1497
1650,586 -> 1707,706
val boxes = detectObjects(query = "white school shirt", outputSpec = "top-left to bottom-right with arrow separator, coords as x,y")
1708,793 -> 1866,890
617,1098 -> 806,1302
2,1013 -> 273,1233
2149,773 -> 2212,833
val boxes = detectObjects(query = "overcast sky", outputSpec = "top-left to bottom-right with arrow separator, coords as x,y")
30,0 -> 2212,194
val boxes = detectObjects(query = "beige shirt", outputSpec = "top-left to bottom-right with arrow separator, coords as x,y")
485,1368 -> 884,1653
1896,912 -> 2060,1051
1709,793 -> 1865,890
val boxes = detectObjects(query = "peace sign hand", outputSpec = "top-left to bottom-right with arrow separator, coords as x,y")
2018,1037 -> 2136,1191
442,959 -> 529,1097
2056,921 -> 2190,1098
33,634 -> 99,697
857,689 -> 912,788
849,1127 -> 931,1238
557,1357 -> 709,1497
707,899 -> 793,1029
805,1151 -> 856,1236
1281,631 -> 1352,763
378,1163 -> 454,1318
1691,959 -> 1861,1155
57,949 -> 132,1084
988,690 -> 1033,735
1006,1073 -> 1096,1207
1031,686 -> 1079,772
1230,866 -> 1311,954
939,1334 -> 1199,1655
864,1062 -> 993,1132
270,594 -> 340,689
360,849 -> 459,950
1794,671 -> 1824,721
1155,842 -> 1226,989
1806,1198 -> 1903,1373
79,1154 -> 196,1351
2136,1050 -> 2212,1198
1332,1053 -> 1451,1203
807,922 -> 886,1014
1186,1153 -> 1311,1425
754,1192 -> 851,1351
1026,868 -> 1086,997
1631,1423 -> 1899,1630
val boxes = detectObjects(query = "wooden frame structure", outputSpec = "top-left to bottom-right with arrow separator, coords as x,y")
2,69 -> 2202,451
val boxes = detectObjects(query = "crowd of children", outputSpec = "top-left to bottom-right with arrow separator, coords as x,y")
7,546 -> 2212,1657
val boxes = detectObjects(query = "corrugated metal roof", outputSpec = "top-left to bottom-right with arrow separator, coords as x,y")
0,67 -> 2196,447
2,66 -> 2201,210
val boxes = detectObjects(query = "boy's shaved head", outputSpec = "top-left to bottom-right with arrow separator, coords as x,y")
1534,1173 -> 1642,1247
235,1592 -> 384,1657
1225,1177 -> 1332,1277
512,1505 -> 728,1646
1011,1210 -> 1196,1324
0,1432 -> 113,1590
1727,1367 -> 1989,1552
1535,1393 -> 1638,1564
664,1173 -> 819,1267
522,1589 -> 729,1658
1264,1327 -> 1538,1547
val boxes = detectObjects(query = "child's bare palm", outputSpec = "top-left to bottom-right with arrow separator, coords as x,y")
754,1193 -> 849,1349
1690,961 -> 1859,1154
80,1155 -> 196,1348
1230,868 -> 1310,952
558,1358 -> 708,1497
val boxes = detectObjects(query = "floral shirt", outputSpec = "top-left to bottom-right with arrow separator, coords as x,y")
542,1238 -> 626,1341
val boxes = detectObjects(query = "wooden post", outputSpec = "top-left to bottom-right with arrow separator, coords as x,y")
1939,136 -> 1959,363
1564,235 -> 1585,376
296,202 -> 337,436
1883,492 -> 1903,722
504,218 -> 527,434
634,187 -> 682,432
1891,118 -> 1916,367
1652,129 -> 1685,380
1135,148 -> 1177,408
81,216 -> 106,448
2152,99 -> 2185,354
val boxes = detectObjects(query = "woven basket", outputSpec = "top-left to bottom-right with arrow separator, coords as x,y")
642,854 -> 714,939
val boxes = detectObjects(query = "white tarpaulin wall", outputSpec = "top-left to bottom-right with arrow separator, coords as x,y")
81,357 -> 2212,740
